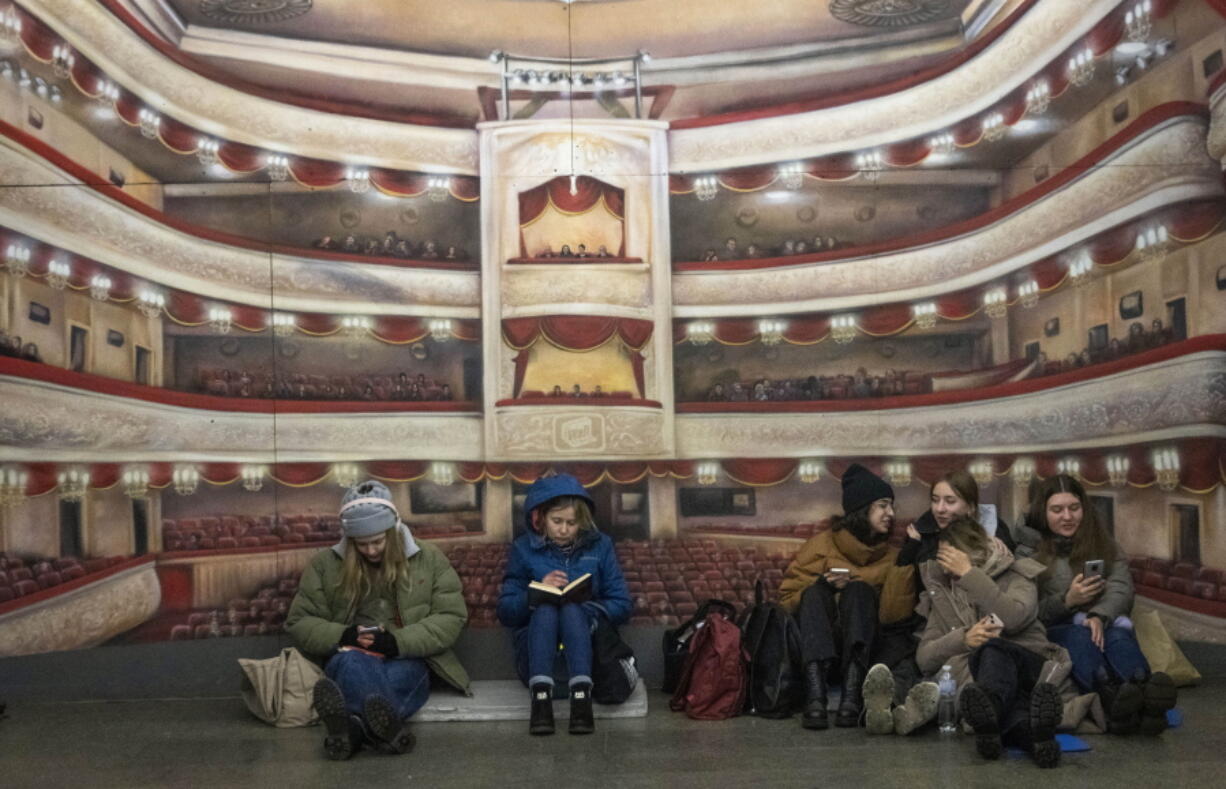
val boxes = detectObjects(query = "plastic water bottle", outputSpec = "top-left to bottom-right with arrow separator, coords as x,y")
937,665 -> 958,734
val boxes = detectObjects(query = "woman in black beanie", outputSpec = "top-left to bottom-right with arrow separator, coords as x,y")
778,464 -> 919,729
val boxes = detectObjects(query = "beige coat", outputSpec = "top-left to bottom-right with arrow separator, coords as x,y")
916,555 -> 1104,732
778,528 -> 916,624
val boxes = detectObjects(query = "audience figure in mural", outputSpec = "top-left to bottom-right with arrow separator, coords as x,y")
596,245 -> 611,258
701,248 -> 718,262
778,465 -> 918,731
915,515 -> 1101,769
1022,475 -> 1177,736
287,481 -> 470,760
719,237 -> 739,260
497,475 -> 632,736
559,244 -> 574,257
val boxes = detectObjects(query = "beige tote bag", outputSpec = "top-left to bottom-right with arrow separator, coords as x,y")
239,647 -> 325,727
1132,606 -> 1202,688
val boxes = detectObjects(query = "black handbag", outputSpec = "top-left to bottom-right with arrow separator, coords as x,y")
590,616 -> 638,704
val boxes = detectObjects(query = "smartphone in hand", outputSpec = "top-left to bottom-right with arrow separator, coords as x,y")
985,613 -> 1004,629
1083,559 -> 1105,579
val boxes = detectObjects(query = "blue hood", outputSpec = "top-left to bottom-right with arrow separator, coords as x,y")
523,474 -> 595,532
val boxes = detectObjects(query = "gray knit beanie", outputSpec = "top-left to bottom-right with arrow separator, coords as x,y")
339,480 -> 399,539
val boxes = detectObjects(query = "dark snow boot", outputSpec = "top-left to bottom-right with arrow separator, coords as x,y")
568,682 -> 595,735
835,660 -> 866,728
801,660 -> 830,730
959,682 -> 1003,760
529,683 -> 555,736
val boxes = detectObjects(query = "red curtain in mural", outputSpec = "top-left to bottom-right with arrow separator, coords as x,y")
368,461 -> 428,482
1167,200 -> 1226,242
719,167 -> 775,192
216,142 -> 266,173
884,139 -> 932,168
518,177 -> 625,225
722,458 -> 798,486
504,316 -> 653,397
289,157 -> 347,189
271,464 -> 332,486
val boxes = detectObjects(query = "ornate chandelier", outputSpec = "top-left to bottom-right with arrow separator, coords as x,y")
50,43 -> 75,80
912,302 -> 937,330
797,459 -> 823,484
969,460 -> 995,487
1135,225 -> 1170,263
429,462 -> 456,487
2,6 -> 23,43
266,154 -> 290,182
173,465 -> 200,495
241,464 -> 267,492
1017,279 -> 1040,309
928,133 -> 954,156
1068,255 -> 1093,287
981,113 -> 1007,142
1057,457 -> 1081,479
855,150 -> 884,183
831,314 -> 856,345
271,312 -> 296,337
57,466 -> 90,502
885,460 -> 912,488
137,289 -> 165,319
1011,457 -> 1036,488
694,175 -> 719,202
209,307 -> 232,334
1106,455 -> 1130,488
777,162 -> 804,191
686,321 -> 714,346
695,462 -> 720,486
983,287 -> 1008,319
428,318 -> 454,343
427,176 -> 450,202
1151,446 -> 1179,491
3,243 -> 30,277
196,137 -> 220,167
345,167 -> 371,194
756,318 -> 786,346
137,108 -> 161,139
0,464 -> 28,508
1067,47 -> 1095,88
89,274 -> 112,302
332,463 -> 362,489
45,259 -> 70,290
341,315 -> 372,340
1025,81 -> 1051,116
1125,0 -> 1153,43
122,466 -> 150,499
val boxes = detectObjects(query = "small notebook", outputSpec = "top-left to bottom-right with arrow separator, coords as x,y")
528,573 -> 592,606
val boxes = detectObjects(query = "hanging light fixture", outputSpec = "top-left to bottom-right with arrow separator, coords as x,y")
1057,456 -> 1081,479
196,137 -> 220,167
137,289 -> 165,319
45,258 -> 70,289
345,167 -> 371,194
1,7 -> 23,43
1068,254 -> 1093,287
137,108 -> 161,139
1135,225 -> 1170,263
983,287 -> 1008,319
341,315 -> 372,340
172,464 -> 199,496
912,302 -> 938,330
855,150 -> 884,183
928,132 -> 955,156
1125,0 -> 1153,43
428,318 -> 454,342
1106,455 -> 1130,488
266,154 -> 290,182
429,462 -> 457,486
1151,446 -> 1180,491
969,459 -> 995,486
1018,279 -> 1040,309
1025,81 -> 1051,116
427,176 -> 450,202
241,464 -> 267,492
332,462 -> 362,489
686,321 -> 714,346
89,274 -> 112,302
696,462 -> 720,486
1067,47 -> 1095,87
694,175 -> 719,202
122,466 -> 150,499
831,314 -> 857,344
271,312 -> 296,337
777,162 -> 805,190
797,459 -> 823,484
1011,457 -> 1036,488
94,79 -> 120,107
3,243 -> 30,277
0,464 -> 28,508
208,306 -> 232,334
57,466 -> 90,502
885,460 -> 912,488
981,112 -> 1007,142
757,318 -> 786,346
50,43 -> 75,80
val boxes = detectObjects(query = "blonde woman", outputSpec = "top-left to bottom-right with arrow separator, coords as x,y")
287,481 -> 470,760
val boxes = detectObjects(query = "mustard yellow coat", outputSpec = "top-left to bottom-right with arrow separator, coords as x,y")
778,528 -> 917,624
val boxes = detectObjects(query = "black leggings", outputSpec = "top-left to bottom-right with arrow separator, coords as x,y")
969,638 -> 1048,747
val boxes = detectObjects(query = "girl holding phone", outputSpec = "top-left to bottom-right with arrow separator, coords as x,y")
916,515 -> 1099,768
1029,475 -> 1175,735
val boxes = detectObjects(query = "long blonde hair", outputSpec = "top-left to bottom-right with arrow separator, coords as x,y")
338,526 -> 409,611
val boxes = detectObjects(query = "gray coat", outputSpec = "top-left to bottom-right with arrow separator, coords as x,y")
1034,539 -> 1135,626
916,555 -> 1104,732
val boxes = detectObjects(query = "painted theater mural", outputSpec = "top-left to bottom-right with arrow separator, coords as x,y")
1,0 -> 1225,660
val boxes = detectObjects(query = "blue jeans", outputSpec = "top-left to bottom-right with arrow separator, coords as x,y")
1047,622 -> 1150,692
513,602 -> 593,690
325,650 -> 431,720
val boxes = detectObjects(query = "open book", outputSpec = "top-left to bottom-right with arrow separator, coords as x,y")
528,573 -> 593,607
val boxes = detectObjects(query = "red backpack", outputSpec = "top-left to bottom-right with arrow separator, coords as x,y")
668,601 -> 747,720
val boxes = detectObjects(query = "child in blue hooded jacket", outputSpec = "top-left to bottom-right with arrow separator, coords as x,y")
497,474 -> 631,736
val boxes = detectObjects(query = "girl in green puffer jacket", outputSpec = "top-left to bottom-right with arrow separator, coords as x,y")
286,480 -> 470,761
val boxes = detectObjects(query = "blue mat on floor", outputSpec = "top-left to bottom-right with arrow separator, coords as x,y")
1006,734 -> 1090,758
1167,708 -> 1183,728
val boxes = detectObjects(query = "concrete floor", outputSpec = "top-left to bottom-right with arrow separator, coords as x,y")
1,673 -> 1223,789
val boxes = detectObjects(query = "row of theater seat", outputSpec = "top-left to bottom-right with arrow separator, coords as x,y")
168,577 -> 298,640
0,554 -> 127,603
162,514 -> 343,551
1130,556 -> 1225,602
